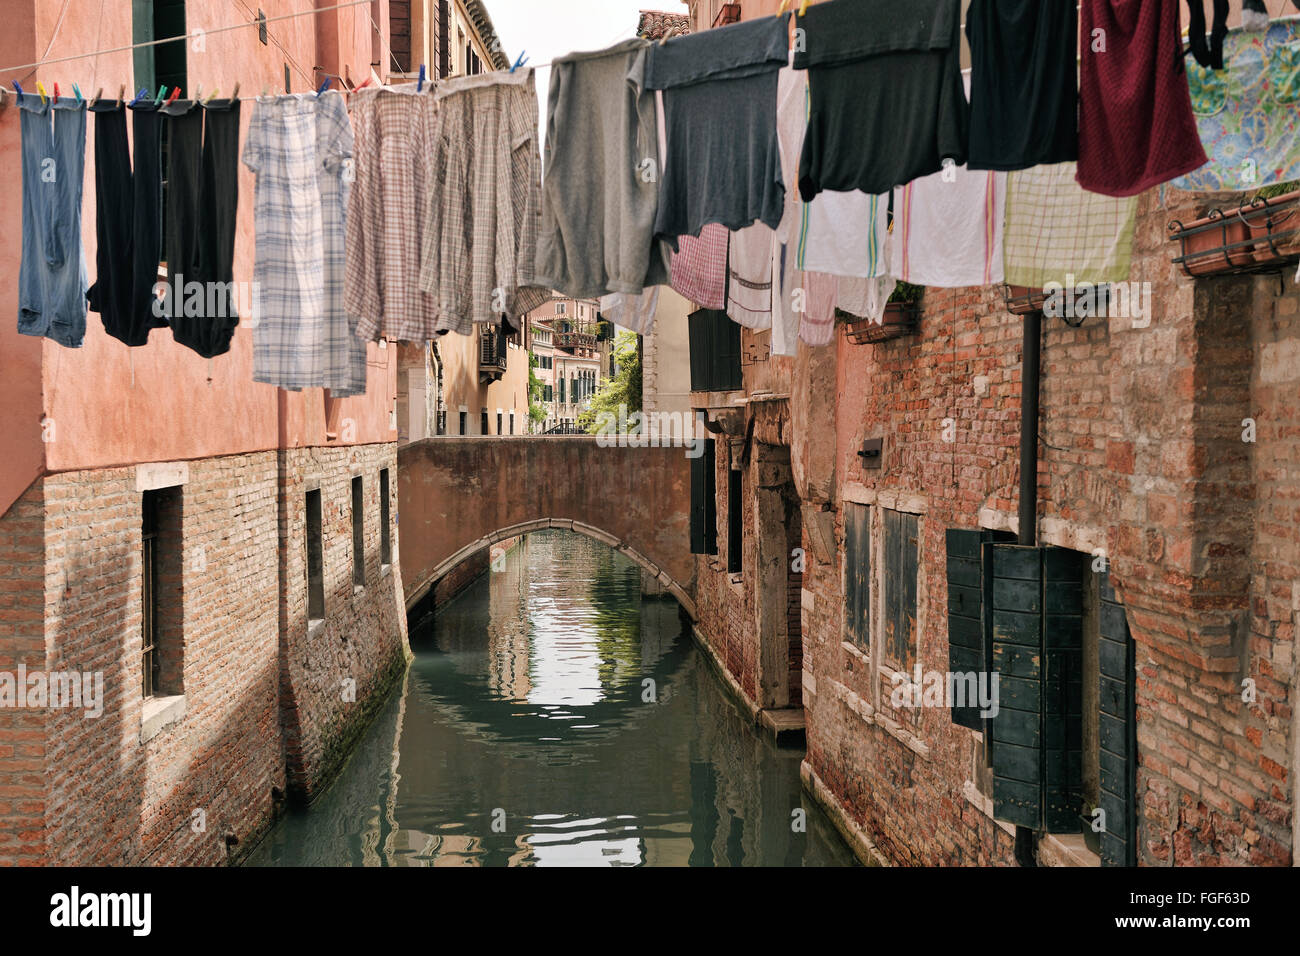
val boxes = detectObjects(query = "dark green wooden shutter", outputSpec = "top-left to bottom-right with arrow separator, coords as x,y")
946,530 -> 984,730
1043,547 -> 1084,832
989,544 -> 1084,832
989,544 -> 1044,828
690,438 -> 717,556
846,505 -> 871,648
1098,572 -> 1138,866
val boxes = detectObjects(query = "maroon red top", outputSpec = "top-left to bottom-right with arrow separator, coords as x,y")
1077,0 -> 1208,197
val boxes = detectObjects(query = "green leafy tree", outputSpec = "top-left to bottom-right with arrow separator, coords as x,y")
527,352 -> 549,432
579,332 -> 642,434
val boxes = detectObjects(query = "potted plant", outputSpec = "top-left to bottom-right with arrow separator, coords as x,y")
1168,207 -> 1255,275
841,281 -> 923,345
1239,182 -> 1300,264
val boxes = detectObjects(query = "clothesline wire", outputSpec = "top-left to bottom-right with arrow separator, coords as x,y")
0,0 -> 377,77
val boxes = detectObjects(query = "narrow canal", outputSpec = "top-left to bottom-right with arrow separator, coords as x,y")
247,530 -> 858,866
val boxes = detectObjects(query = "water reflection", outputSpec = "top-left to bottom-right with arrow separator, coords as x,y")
246,531 -> 858,867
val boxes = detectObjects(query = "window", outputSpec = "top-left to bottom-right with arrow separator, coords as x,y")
689,308 -> 742,392
351,477 -> 365,587
559,377 -> 566,404
556,302 -> 566,314
945,537 -> 1137,861
509,411 -> 515,435
844,503 -> 870,649
134,1 -> 188,94
141,486 -> 183,699
690,439 -> 718,555
134,1 -> 188,266
306,490 -> 324,622
437,0 -> 451,77
727,466 -> 743,574
497,411 -> 503,435
480,409 -> 489,435
882,510 -> 919,673
379,469 -> 391,568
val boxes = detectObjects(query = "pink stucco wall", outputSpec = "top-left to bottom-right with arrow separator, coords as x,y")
0,1 -> 398,514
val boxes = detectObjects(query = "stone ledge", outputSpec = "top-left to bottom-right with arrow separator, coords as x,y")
140,694 -> 186,744
800,760 -> 891,867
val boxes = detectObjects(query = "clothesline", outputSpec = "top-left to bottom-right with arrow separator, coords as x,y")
0,0 -> 379,76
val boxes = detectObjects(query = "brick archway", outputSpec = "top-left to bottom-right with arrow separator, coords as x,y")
397,437 -> 695,618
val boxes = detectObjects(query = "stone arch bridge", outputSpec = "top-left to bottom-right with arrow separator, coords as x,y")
397,437 -> 695,617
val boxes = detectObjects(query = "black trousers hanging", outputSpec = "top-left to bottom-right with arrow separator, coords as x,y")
85,103 -> 134,343
162,98 -> 241,358
86,102 -> 167,347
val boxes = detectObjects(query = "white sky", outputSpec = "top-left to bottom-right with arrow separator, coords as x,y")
482,0 -> 690,137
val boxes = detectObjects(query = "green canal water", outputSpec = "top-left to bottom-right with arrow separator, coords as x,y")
246,530 -> 858,867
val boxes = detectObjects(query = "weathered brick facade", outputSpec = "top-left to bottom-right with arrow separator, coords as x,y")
691,181 -> 1299,866
0,444 -> 407,865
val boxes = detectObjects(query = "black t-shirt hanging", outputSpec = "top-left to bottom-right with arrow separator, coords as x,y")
965,0 -> 1079,172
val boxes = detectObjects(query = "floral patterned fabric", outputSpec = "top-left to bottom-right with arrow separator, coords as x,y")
1173,17 -> 1300,192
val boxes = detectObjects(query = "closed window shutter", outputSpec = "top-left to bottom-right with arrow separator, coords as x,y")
846,505 -> 871,648
989,543 -> 1044,828
1098,572 -> 1138,866
1043,547 -> 1084,833
690,439 -> 717,555
989,544 -> 1084,832
945,530 -> 984,730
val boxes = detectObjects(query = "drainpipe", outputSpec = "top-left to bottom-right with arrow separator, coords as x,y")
1015,306 -> 1043,868
1018,308 -> 1041,549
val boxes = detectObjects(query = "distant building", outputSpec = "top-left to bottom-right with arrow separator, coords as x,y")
526,295 -> 604,433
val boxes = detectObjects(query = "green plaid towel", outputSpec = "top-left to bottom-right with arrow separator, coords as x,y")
1003,162 -> 1139,288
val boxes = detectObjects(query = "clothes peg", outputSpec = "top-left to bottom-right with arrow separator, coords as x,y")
416,64 -> 425,92
153,86 -> 167,106
510,53 -> 527,73
316,77 -> 331,97
203,87 -> 219,105
52,83 -> 60,102
659,27 -> 677,46
117,85 -> 125,107
230,83 -> 240,101
36,81 -> 48,105
165,87 -> 181,106
798,0 -> 811,14
13,82 -> 24,99
130,88 -> 148,106
89,87 -> 102,108
778,0 -> 790,11
73,84 -> 84,105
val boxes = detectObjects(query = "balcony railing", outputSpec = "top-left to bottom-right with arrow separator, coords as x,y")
555,331 -> 597,351
479,328 -> 508,382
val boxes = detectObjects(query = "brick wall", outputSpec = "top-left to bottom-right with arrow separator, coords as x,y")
278,444 -> 409,805
0,444 -> 407,865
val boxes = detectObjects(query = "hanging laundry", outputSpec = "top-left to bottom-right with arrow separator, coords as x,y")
1186,0 -> 1230,69
534,41 -> 668,304
1172,17 -> 1300,192
1077,0 -> 1207,197
1242,0 -> 1271,31
669,224 -> 728,310
346,86 -> 440,343
793,270 -> 840,349
837,274 -> 897,327
727,223 -> 775,331
87,99 -> 161,348
421,69 -> 549,336
776,65 -> 889,280
890,164 -> 1006,288
159,97 -> 241,358
965,0 -> 1078,171
243,91 -> 365,396
16,92 -> 87,348
599,288 -> 660,335
1004,162 -> 1139,289
794,0 -> 968,201
638,13 -> 790,242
